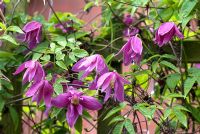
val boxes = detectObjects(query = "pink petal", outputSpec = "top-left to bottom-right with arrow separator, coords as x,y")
51,93 -> 71,108
114,79 -> 124,102
43,80 -> 53,107
66,104 -> 80,128
80,95 -> 102,110
158,22 -> 174,36
26,80 -> 44,97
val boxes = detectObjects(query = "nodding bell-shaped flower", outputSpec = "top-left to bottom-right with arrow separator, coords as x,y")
26,79 -> 53,108
123,14 -> 134,26
117,35 -> 143,66
97,71 -> 130,102
18,21 -> 42,49
51,87 -> 102,128
13,60 -> 45,84
154,22 -> 184,47
72,54 -> 108,79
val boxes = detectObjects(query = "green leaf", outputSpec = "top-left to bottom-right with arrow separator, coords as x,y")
133,103 -> 156,119
105,53 -> 114,64
69,53 -> 77,62
161,54 -> 176,60
104,102 -> 126,120
184,77 -> 196,97
84,1 -> 94,11
163,108 -> 171,120
56,61 -> 68,70
7,26 -> 24,33
0,51 -> 14,58
173,105 -> 189,112
41,55 -> 50,61
152,61 -> 159,73
186,105 -> 200,123
180,0 -> 198,17
182,14 -> 193,28
0,97 -> 5,112
53,36 -> 67,47
124,119 -> 135,134
158,7 -> 174,21
160,60 -> 180,73
0,34 -> 18,45
166,73 -> 181,89
73,49 -> 88,58
113,121 -> 124,134
0,22 -> 6,30
75,117 -> 82,134
173,109 -> 187,128
108,116 -> 124,125
9,107 -> 19,130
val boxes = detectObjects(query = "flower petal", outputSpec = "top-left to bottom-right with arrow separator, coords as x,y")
51,93 -> 71,108
25,80 -> 44,97
13,62 -> 26,75
80,95 -> 102,110
114,79 -> 124,102
43,80 -> 53,107
66,104 -> 80,128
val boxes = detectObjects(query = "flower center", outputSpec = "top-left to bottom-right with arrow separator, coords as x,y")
71,95 -> 79,105
110,80 -> 115,89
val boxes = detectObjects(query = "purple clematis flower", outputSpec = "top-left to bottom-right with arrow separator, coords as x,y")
72,54 -> 108,90
97,71 -> 130,102
123,27 -> 139,37
194,64 -> 200,69
154,22 -> 184,47
54,21 -> 73,33
123,14 -> 134,26
13,60 -> 45,84
18,21 -> 42,49
51,86 -> 102,128
72,54 -> 108,79
117,35 -> 143,65
26,79 -> 53,107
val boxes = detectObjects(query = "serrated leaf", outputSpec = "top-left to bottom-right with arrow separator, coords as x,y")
152,61 -> 159,73
186,105 -> 200,123
184,77 -> 196,97
113,121 -> 124,134
56,61 -> 68,70
104,102 -> 126,120
173,109 -> 187,128
0,34 -> 18,45
108,116 -> 124,125
173,105 -> 189,112
161,54 -> 176,60
124,119 -> 135,134
7,26 -> 24,33
166,73 -> 181,89
160,60 -> 180,73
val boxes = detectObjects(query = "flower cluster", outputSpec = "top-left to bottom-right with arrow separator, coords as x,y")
13,60 -> 53,108
13,20 -> 184,128
123,14 -> 139,37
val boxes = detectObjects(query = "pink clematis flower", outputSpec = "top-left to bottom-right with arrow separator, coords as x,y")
194,64 -> 200,69
97,71 -> 130,102
13,60 -> 45,84
72,54 -> 108,89
26,79 -> 53,107
51,87 -> 102,128
123,14 -> 134,26
18,21 -> 42,49
117,35 -> 143,66
72,54 -> 108,79
154,22 -> 184,47
123,27 -> 139,37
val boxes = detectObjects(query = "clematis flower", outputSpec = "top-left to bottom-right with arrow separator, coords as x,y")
117,35 -> 143,65
26,79 -> 53,107
72,54 -> 108,79
13,60 -> 45,84
54,21 -> 73,33
123,14 -> 134,26
51,86 -> 102,128
194,64 -> 200,69
18,21 -> 42,49
154,22 -> 184,47
123,27 -> 139,37
97,71 -> 130,102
